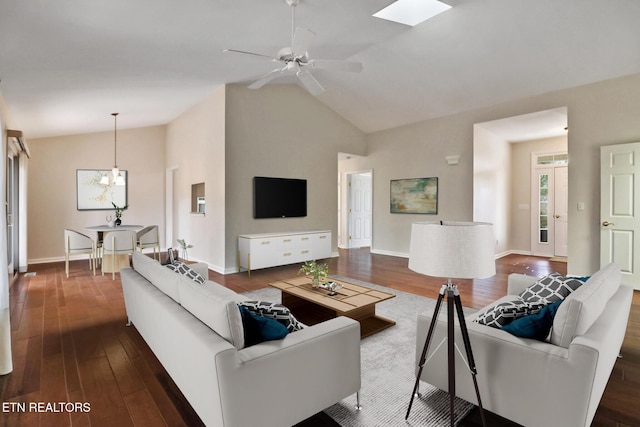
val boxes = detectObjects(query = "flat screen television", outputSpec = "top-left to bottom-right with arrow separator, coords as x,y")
253,176 -> 307,219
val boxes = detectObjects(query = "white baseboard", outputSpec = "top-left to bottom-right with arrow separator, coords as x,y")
29,255 -> 78,265
497,249 -> 532,258
370,248 -> 409,258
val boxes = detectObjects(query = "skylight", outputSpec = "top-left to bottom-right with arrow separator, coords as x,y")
373,0 -> 451,26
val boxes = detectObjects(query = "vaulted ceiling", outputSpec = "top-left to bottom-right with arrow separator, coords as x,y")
1,0 -> 639,139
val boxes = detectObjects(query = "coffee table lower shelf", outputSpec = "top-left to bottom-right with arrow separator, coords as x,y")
281,292 -> 396,339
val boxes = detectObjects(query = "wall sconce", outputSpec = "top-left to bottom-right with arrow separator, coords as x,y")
445,155 -> 460,166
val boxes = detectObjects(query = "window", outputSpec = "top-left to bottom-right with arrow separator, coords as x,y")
538,174 -> 549,243
537,153 -> 568,165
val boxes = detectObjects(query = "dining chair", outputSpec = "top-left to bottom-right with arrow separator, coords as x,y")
64,229 -> 96,278
102,230 -> 137,280
137,225 -> 160,261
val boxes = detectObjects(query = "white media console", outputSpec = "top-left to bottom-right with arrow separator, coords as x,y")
238,230 -> 332,275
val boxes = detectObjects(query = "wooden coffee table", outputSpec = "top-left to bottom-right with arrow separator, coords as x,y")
269,277 -> 396,338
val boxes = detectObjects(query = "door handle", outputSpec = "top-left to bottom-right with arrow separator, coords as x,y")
554,215 -> 561,219
602,221 -> 615,227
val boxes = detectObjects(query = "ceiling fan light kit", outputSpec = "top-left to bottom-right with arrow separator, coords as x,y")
224,0 -> 363,96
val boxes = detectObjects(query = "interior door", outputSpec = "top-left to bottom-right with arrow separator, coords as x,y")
553,166 -> 568,257
347,172 -> 372,248
600,142 -> 640,289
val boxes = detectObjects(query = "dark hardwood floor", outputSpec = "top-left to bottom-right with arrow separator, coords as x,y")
1,249 -> 638,426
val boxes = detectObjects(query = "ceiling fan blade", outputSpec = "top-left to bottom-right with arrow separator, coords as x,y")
223,49 -> 278,61
248,68 -> 285,90
292,27 -> 315,57
307,59 -> 363,73
296,68 -> 324,96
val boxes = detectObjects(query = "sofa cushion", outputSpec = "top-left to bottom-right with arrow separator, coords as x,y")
550,263 -> 621,348
239,306 -> 289,346
519,272 -> 585,304
238,301 -> 306,332
502,300 -> 563,340
132,251 -> 181,302
474,298 -> 546,328
178,278 -> 248,349
166,260 -> 205,284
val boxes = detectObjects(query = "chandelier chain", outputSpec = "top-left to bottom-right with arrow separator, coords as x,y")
112,112 -> 118,168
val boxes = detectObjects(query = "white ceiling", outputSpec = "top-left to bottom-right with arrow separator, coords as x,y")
477,107 -> 568,143
1,0 -> 640,139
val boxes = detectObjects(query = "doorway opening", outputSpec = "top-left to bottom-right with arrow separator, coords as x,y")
338,152 -> 373,249
473,107 -> 568,258
531,153 -> 568,257
345,171 -> 372,248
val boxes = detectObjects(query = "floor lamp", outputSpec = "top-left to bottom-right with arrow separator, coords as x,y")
405,221 -> 495,427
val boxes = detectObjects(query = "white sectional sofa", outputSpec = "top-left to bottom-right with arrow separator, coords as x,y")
415,262 -> 633,427
121,251 -> 361,427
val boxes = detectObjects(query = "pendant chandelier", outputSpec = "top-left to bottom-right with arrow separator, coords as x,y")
100,112 -> 125,186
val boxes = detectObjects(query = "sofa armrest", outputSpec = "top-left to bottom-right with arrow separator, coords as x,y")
507,273 -> 538,295
236,316 -> 360,362
216,316 -> 361,426
188,262 -> 209,279
416,309 -> 607,427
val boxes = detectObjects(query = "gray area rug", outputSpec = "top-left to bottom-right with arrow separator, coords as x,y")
243,276 -> 477,427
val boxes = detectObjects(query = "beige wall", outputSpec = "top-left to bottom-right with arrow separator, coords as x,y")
224,84 -> 367,272
337,72 -> 640,276
473,125 -> 511,255
339,112 -> 476,257
27,125 -> 166,262
166,86 -> 226,272
14,72 -> 640,277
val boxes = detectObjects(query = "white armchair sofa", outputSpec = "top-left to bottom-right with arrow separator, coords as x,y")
415,263 -> 632,427
122,251 -> 361,427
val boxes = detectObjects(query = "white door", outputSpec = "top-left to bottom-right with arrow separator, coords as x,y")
347,172 -> 372,248
531,163 -> 568,257
553,166 -> 568,257
600,142 -> 640,289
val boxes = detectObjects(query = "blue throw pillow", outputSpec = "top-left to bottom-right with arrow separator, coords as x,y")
502,300 -> 563,340
239,306 -> 288,347
570,276 -> 591,282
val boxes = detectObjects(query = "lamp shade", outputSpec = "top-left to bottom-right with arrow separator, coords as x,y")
408,221 -> 495,279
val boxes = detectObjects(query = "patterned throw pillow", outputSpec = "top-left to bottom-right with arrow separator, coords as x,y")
474,298 -> 546,328
238,301 -> 306,332
519,272 -> 585,304
166,261 -> 205,284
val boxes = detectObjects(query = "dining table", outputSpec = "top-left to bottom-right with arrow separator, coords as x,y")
85,224 -> 145,273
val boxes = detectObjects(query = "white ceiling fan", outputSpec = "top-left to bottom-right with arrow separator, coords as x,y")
224,0 -> 363,96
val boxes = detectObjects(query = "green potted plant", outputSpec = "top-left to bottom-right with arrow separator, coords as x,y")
111,202 -> 129,226
298,259 -> 329,288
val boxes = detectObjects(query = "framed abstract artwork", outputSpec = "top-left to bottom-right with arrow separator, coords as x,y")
390,177 -> 438,214
76,169 -> 128,210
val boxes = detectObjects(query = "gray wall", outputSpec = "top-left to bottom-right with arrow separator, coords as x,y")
224,84 -> 367,272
